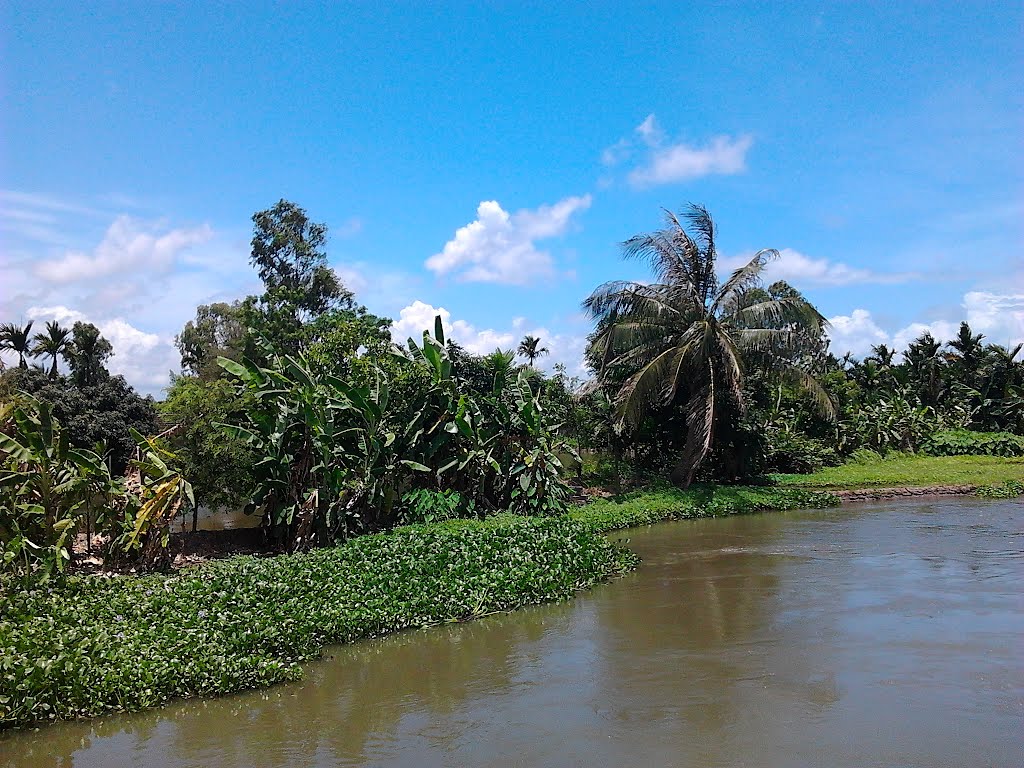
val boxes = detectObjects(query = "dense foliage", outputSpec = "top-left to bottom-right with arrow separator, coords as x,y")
921,429 -> 1024,458
217,318 -> 577,550
0,398 -> 193,578
583,205 -> 832,486
571,485 -> 839,533
2,367 -> 158,474
574,208 -> 1023,485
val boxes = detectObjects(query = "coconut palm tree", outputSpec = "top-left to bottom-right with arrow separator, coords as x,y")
583,204 -> 833,487
31,320 -> 71,378
517,335 -> 549,367
904,331 -> 944,406
67,321 -> 113,386
946,321 -> 985,381
0,321 -> 34,369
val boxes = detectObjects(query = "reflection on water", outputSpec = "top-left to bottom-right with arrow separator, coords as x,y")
170,506 -> 259,533
4,497 -> 1022,767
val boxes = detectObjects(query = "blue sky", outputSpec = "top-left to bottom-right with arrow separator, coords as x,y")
2,2 -> 1021,394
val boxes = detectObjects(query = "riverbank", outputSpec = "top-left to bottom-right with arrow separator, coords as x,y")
2,460 -> 1019,731
0,486 -> 835,731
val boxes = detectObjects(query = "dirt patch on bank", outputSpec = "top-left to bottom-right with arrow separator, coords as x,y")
835,485 -> 977,502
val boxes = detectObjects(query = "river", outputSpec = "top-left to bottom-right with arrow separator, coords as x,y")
3,496 -> 1022,767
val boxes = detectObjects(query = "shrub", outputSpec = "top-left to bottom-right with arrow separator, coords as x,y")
762,429 -> 839,474
974,480 -> 1024,499
397,488 -> 474,524
922,429 -> 1024,458
570,485 -> 839,534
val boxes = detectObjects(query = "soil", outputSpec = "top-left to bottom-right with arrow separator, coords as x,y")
834,484 -> 977,502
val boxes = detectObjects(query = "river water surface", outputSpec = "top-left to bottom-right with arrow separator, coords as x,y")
4,497 -> 1022,767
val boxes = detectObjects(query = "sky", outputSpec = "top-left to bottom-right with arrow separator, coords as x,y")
1,2 -> 1022,395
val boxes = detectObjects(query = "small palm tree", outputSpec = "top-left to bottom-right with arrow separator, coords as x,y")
0,321 -> 34,369
517,335 -> 549,367
947,321 -> 985,380
584,204 -> 833,487
904,332 -> 944,405
31,320 -> 71,378
867,344 -> 895,368
67,322 -> 114,386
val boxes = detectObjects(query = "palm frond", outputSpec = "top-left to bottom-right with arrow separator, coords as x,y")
713,249 -> 778,316
731,295 -> 828,333
615,346 -> 685,426
781,364 -> 837,419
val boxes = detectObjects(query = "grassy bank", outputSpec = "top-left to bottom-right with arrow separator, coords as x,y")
571,485 -> 839,533
773,454 -> 1024,490
0,485 -> 837,730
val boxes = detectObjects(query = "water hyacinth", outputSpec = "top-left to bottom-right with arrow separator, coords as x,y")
0,515 -> 636,729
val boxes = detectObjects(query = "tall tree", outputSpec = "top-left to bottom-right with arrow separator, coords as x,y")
583,204 -> 832,486
67,322 -> 113,387
243,200 -> 353,355
947,321 -> 985,381
903,331 -> 944,406
517,335 -> 549,367
176,301 -> 246,381
31,320 -> 71,378
0,321 -> 34,369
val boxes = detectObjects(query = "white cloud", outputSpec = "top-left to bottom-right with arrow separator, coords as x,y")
826,309 -> 890,358
629,134 -> 753,187
719,248 -> 914,287
635,113 -> 664,146
25,305 -> 178,390
601,115 -> 754,187
890,320 -> 959,354
34,216 -> 212,283
390,300 -> 588,373
391,300 -> 514,353
827,292 -> 1024,361
425,195 -> 591,285
963,291 -> 1024,347
600,138 -> 632,167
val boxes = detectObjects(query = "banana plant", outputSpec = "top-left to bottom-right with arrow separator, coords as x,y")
0,398 -> 116,579
108,429 -> 195,570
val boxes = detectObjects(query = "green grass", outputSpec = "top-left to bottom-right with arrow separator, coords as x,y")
773,453 -> 1024,490
570,485 -> 839,533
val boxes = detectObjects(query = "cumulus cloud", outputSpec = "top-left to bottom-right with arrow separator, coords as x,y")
426,195 -> 592,284
391,300 -> 588,373
826,309 -> 890,358
629,135 -> 753,187
963,291 -> 1024,347
391,300 -> 514,353
890,320 -> 959,354
602,114 -> 753,187
719,248 -> 914,287
25,305 -> 178,390
34,216 -> 212,283
827,292 -> 1024,361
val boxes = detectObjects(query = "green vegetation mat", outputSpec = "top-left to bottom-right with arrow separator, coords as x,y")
773,454 -> 1024,490
0,516 -> 635,729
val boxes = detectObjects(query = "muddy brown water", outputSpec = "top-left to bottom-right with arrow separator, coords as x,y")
4,497 -> 1022,767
